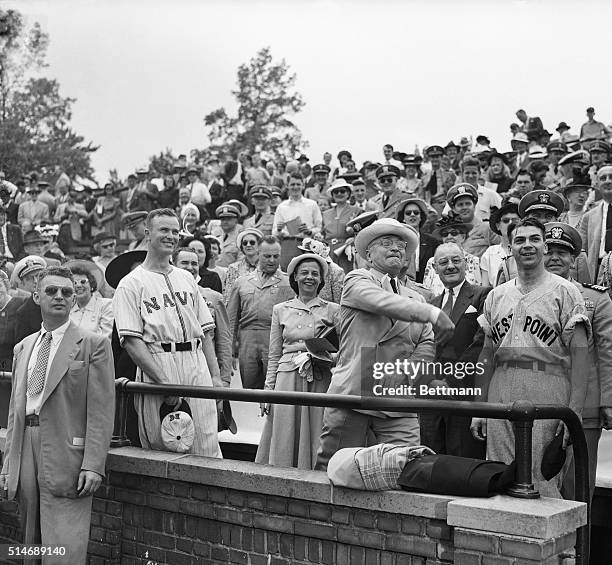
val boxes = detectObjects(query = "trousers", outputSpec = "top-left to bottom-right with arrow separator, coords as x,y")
238,328 -> 270,389
314,407 -> 420,471
18,426 -> 93,565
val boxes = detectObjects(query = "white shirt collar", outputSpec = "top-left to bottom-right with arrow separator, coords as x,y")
445,279 -> 465,297
39,318 -> 71,343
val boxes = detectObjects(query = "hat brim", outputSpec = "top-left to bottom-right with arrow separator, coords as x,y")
287,253 -> 329,279
104,250 -> 147,289
64,259 -> 104,290
396,198 -> 428,226
432,222 -> 473,238
355,223 -> 419,259
489,204 -> 519,236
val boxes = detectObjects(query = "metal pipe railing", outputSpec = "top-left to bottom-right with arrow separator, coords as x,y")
111,378 -> 589,565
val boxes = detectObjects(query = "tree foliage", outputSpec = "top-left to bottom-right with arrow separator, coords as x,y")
202,47 -> 307,162
0,9 -> 97,180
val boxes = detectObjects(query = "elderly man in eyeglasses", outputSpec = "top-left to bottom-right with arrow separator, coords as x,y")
315,219 -> 455,471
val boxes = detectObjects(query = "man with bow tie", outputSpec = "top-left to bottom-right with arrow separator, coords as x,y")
315,219 -> 455,470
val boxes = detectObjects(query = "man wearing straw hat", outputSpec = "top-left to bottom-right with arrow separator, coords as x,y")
315,219 -> 455,470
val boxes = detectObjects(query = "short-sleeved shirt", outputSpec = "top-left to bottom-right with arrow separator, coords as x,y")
113,265 -> 214,345
478,272 -> 589,370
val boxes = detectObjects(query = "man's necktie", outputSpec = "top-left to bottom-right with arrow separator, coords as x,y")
442,287 -> 454,316
390,278 -> 399,294
606,204 -> 612,252
426,171 -> 438,195
223,233 -> 228,242
254,213 -> 262,224
27,332 -> 52,397
0,227 -> 5,257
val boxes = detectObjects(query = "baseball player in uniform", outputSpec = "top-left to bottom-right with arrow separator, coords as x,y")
542,222 -> 612,499
497,190 -> 591,284
113,209 -> 222,457
471,217 -> 589,498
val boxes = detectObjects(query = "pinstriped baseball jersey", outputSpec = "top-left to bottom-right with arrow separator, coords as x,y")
478,272 -> 589,370
113,265 -> 214,344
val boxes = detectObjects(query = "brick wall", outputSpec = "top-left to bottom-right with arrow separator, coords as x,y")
91,472 -> 454,565
0,447 -> 587,565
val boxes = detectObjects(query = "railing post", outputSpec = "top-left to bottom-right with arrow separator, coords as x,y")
506,400 -> 539,499
111,377 -> 131,448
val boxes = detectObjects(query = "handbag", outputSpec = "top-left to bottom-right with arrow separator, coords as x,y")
397,454 -> 516,497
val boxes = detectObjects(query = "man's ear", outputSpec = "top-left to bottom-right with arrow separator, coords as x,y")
32,291 -> 40,306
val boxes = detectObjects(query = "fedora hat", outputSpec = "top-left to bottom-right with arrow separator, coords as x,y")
355,219 -> 418,259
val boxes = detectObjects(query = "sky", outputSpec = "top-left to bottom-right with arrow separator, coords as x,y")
7,0 -> 612,182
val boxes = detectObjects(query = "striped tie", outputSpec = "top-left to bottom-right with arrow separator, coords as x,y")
27,332 -> 52,397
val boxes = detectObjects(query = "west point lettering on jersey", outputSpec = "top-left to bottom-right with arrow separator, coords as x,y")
143,291 -> 195,313
490,312 -> 558,346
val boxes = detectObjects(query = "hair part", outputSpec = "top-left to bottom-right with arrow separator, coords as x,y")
36,266 -> 74,292
146,208 -> 179,229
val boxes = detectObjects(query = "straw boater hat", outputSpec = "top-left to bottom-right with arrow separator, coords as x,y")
354,219 -> 419,259
287,252 -> 329,279
326,178 -> 353,197
236,228 -> 264,248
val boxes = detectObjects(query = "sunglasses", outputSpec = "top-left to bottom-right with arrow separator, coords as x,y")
242,240 -> 258,246
440,230 -> 461,237
43,286 -> 74,298
404,210 -> 421,216
74,278 -> 90,286
332,189 -> 349,194
379,177 -> 395,184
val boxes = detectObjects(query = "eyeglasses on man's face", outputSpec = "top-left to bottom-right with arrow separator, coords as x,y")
374,237 -> 408,250
436,257 -> 464,267
379,177 -> 395,184
42,286 -> 74,298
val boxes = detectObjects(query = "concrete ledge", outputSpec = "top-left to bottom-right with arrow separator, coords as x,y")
107,447 -> 460,516
447,495 -> 587,539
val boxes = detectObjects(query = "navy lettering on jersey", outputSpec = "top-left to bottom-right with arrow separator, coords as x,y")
522,315 -> 558,345
491,313 -> 513,344
143,296 -> 161,314
143,292 -> 195,314
162,293 -> 176,308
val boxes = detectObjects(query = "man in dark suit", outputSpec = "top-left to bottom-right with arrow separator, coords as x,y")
1,266 -> 114,564
223,153 -> 247,202
419,242 -> 491,459
0,204 -> 24,262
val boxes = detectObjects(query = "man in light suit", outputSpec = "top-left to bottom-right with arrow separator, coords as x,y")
0,266 -> 115,565
578,166 -> 612,281
315,219 -> 455,471
419,243 -> 491,458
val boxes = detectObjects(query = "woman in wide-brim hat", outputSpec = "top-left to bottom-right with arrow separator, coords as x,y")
104,249 -> 148,448
64,259 -> 113,338
322,179 -> 361,273
422,212 -> 482,296
297,237 -> 345,304
396,198 -> 439,284
255,253 -> 340,470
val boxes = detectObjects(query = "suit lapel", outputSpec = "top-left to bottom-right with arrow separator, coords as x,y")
451,283 -> 475,324
40,323 -> 81,407
14,335 -> 38,417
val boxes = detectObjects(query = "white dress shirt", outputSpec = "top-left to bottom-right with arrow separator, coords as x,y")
272,197 -> 323,235
25,319 -> 71,415
1,224 -> 13,258
441,280 -> 465,311
599,201 -> 609,259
